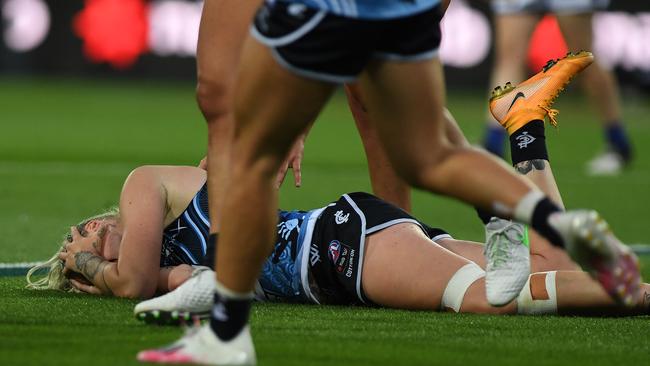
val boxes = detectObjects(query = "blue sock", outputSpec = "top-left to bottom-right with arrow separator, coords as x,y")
605,123 -> 632,161
483,125 -> 507,157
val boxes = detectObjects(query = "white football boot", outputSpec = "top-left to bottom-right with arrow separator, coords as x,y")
484,217 -> 531,306
137,324 -> 256,365
135,267 -> 215,325
548,210 -> 641,306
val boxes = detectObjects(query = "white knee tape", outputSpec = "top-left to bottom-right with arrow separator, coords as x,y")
516,271 -> 558,315
441,263 -> 486,313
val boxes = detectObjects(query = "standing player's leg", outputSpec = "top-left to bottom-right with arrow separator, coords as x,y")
345,84 -> 412,211
195,0 -> 261,236
483,11 -> 539,156
555,13 -> 633,175
357,50 -> 639,306
345,85 -> 471,212
139,35 -> 337,364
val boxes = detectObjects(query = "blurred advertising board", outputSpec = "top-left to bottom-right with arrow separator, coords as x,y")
1,0 -> 649,89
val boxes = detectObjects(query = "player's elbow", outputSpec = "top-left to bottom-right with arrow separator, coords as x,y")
114,281 -> 157,300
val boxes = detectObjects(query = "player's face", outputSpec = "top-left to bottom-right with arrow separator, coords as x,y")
81,219 -> 121,260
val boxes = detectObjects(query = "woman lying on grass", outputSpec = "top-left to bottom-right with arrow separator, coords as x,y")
26,156 -> 649,318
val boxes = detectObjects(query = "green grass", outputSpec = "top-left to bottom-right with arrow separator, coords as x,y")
1,77 -> 649,365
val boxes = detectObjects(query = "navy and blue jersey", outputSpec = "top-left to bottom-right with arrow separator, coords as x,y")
274,0 -> 441,19
160,184 -> 313,302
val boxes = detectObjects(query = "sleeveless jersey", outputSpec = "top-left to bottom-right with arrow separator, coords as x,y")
160,184 -> 315,302
273,0 -> 441,20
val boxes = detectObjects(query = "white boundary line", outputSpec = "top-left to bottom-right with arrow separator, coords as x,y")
0,261 -> 45,276
1,245 -> 649,277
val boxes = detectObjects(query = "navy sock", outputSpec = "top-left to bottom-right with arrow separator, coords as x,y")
483,125 -> 507,157
605,123 -> 632,161
531,198 -> 564,248
210,291 -> 251,342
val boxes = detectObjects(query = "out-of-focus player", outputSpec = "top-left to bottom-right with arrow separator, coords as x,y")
482,0 -> 633,175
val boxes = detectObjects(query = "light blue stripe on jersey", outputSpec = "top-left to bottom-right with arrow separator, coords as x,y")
276,0 -> 441,19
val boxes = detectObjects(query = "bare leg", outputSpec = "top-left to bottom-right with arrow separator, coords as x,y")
345,84 -> 471,212
362,223 -> 514,314
195,0 -> 260,232
345,84 -> 411,211
217,39 -> 336,292
362,225 -> 648,315
357,57 -> 539,216
483,13 -> 538,155
556,13 -> 632,169
557,14 -> 622,125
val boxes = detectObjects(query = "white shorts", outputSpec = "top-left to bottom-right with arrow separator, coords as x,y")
492,0 -> 609,15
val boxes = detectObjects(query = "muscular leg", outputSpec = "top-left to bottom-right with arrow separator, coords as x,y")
357,57 -> 549,221
345,84 -> 411,211
483,13 -> 539,156
362,225 -> 648,315
345,85 -> 471,212
362,223 -> 514,314
217,39 -> 336,293
195,0 -> 260,232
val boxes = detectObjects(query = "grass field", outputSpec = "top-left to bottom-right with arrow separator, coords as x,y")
0,77 -> 649,365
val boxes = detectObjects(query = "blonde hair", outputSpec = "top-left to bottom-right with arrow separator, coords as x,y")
26,207 -> 120,292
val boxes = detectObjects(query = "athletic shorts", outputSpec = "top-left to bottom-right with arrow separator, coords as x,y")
492,0 -> 610,15
251,1 -> 443,83
306,192 -> 451,306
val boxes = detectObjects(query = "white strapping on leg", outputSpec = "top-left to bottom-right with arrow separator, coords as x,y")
441,263 -> 486,313
516,271 -> 558,315
513,190 -> 545,225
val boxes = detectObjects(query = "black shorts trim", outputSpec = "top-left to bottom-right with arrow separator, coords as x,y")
307,192 -> 450,305
252,2 -> 443,83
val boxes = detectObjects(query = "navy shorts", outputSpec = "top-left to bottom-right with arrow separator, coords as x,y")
251,2 -> 444,83
307,192 -> 451,306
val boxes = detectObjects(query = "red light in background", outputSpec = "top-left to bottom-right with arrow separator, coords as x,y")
73,0 -> 149,69
528,15 -> 568,72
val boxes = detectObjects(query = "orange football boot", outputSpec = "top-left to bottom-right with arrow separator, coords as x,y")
489,51 -> 594,135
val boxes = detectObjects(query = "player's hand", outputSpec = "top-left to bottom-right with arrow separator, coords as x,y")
276,134 -> 305,188
58,227 -> 101,274
70,278 -> 103,295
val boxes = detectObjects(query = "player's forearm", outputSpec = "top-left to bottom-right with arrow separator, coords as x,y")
73,251 -> 154,298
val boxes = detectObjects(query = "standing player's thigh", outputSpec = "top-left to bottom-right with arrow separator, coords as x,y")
196,0 -> 259,86
555,13 -> 594,51
361,223 -> 478,310
357,57 -> 449,173
492,13 -> 539,68
232,37 -> 336,164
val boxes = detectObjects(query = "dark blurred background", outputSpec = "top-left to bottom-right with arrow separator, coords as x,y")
1,0 -> 649,91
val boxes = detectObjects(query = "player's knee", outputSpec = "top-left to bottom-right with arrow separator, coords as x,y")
391,145 -> 452,189
196,77 -> 233,123
441,263 -> 486,313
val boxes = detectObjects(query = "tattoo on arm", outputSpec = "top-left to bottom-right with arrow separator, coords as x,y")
99,262 -> 113,296
514,159 -> 547,175
74,251 -> 106,282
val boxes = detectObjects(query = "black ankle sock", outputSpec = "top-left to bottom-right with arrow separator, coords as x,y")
531,198 -> 564,248
509,120 -> 549,165
210,291 -> 251,342
475,207 -> 495,225
202,233 -> 218,269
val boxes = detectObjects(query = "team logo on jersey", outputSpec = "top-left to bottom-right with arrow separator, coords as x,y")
516,132 -> 536,149
334,210 -> 349,225
310,243 -> 321,266
328,240 -> 352,274
328,240 -> 342,263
